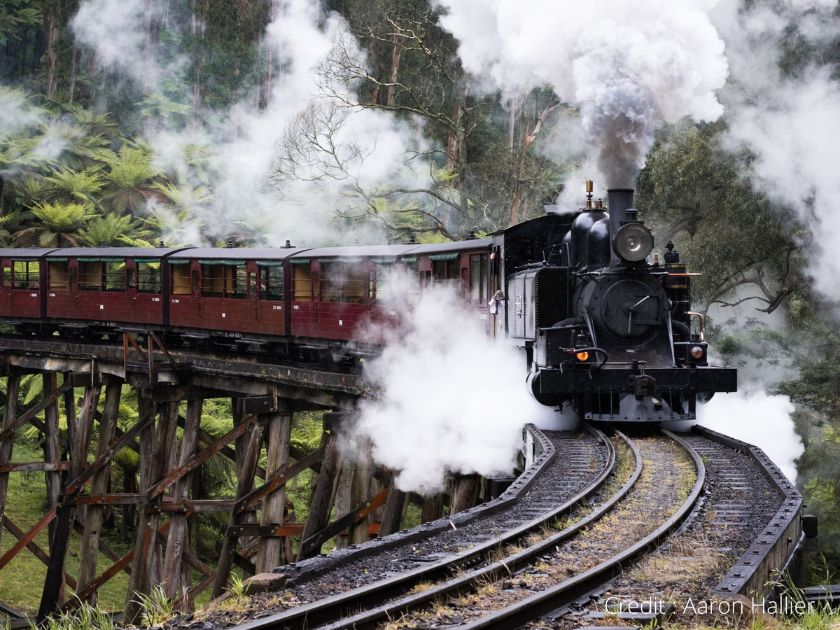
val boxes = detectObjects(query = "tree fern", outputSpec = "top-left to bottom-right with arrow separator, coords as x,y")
81,212 -> 153,246
14,201 -> 95,247
43,165 -> 105,204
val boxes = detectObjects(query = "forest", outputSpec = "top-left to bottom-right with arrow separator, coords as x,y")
1,0 -> 840,617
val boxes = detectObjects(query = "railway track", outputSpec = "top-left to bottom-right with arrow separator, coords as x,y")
224,429 -> 701,630
186,427 -> 796,630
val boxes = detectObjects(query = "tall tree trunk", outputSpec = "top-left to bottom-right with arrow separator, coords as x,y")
43,1 -> 60,99
385,40 -> 402,107
447,86 -> 468,221
68,47 -> 78,104
143,0 -> 162,95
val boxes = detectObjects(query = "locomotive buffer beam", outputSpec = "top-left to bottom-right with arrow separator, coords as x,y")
539,366 -> 737,395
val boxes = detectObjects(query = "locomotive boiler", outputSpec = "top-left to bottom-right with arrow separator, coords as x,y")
496,183 -> 736,422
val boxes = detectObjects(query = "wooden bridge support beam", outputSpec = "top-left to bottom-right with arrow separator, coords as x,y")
380,474 -> 406,537
0,371 -> 20,555
38,377 -> 101,622
123,392 -> 159,624
77,379 -> 122,604
299,427 -> 342,559
162,398 -> 202,604
450,474 -> 481,515
41,373 -> 61,547
212,417 -> 265,598
255,410 -> 292,573
350,439 -> 374,545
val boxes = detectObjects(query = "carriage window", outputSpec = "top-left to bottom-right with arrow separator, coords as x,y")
137,262 -> 161,293
104,261 -> 126,291
470,254 -> 488,303
293,263 -> 312,302
171,263 -> 191,295
48,261 -> 69,292
321,262 -> 367,304
258,265 -> 284,300
431,257 -> 459,289
201,263 -> 247,298
78,261 -> 103,291
11,260 -> 40,289
373,264 -> 393,303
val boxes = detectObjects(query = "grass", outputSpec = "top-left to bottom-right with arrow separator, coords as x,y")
133,584 -> 174,627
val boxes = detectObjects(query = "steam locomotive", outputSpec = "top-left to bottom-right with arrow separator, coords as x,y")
0,182 -> 734,422
497,184 -> 736,421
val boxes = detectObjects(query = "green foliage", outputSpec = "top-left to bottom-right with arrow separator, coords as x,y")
40,601 -> 117,630
227,572 -> 247,600
0,0 -> 41,47
44,166 -> 105,204
133,584 -> 175,627
638,121 -> 809,315
81,212 -> 154,246
15,201 -> 95,247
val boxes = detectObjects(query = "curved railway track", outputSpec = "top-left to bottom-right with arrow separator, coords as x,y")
228,428 -> 703,630
188,426 -> 796,630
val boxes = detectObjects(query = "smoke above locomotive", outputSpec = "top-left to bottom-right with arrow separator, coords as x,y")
498,182 -> 736,422
434,0 -> 728,188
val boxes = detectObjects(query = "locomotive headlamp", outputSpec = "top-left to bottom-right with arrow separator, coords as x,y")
575,351 -> 590,362
690,346 -> 705,360
614,223 -> 654,262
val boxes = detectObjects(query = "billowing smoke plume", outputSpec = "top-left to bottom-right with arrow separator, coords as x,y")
433,0 -> 729,186
70,0 -> 429,246
355,271 -> 549,494
712,0 -> 840,301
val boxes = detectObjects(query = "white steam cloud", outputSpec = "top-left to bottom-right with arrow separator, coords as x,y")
355,271 -> 547,494
71,0 -> 161,88
712,0 -> 840,301
434,0 -> 729,186
70,0 -> 430,246
0,89 -> 74,174
697,388 -> 800,482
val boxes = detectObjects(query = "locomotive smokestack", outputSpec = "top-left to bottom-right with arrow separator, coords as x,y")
608,188 -> 634,264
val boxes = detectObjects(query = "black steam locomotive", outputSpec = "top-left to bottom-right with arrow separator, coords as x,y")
492,184 -> 736,422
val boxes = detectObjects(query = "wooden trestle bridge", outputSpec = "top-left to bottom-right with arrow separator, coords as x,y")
0,336 -> 486,623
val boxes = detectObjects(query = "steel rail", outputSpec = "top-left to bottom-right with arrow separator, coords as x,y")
233,427 -> 616,630
459,429 -> 706,629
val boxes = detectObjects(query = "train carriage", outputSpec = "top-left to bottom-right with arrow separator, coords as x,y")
166,247 -> 305,342
43,248 -> 180,333
288,244 -> 418,343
